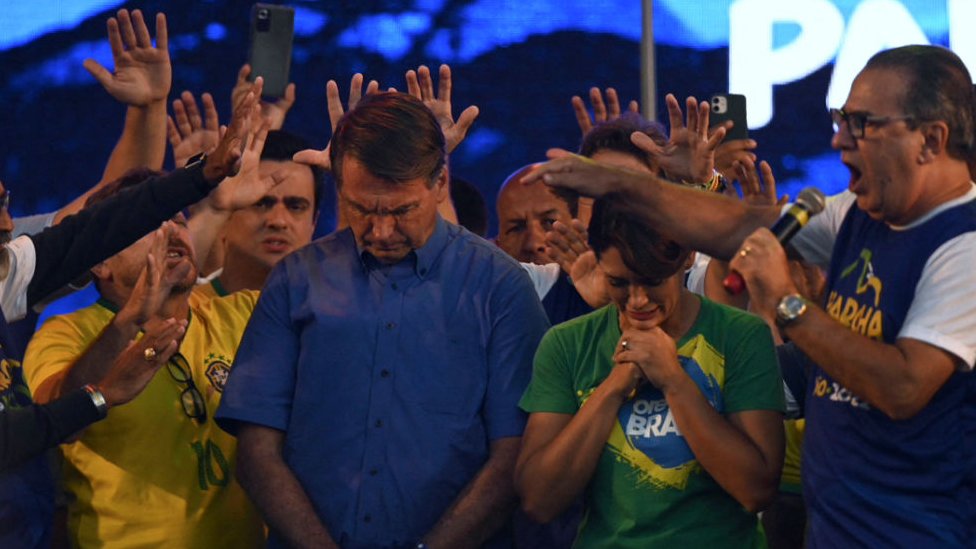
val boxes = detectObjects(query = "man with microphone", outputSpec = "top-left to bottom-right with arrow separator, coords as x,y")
526,45 -> 976,547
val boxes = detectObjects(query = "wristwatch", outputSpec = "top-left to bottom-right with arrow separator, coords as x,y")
82,384 -> 109,419
775,293 -> 808,327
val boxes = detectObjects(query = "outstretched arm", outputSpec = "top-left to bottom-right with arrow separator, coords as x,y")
55,9 -> 172,225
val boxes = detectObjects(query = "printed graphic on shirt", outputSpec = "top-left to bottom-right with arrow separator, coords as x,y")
204,353 -> 232,392
601,337 -> 725,491
0,358 -> 29,412
826,248 -> 884,340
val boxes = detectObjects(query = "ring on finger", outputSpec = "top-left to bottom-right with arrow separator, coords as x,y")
143,347 -> 158,362
621,340 -> 630,352
738,245 -> 752,258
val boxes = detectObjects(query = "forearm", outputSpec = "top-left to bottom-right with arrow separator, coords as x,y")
618,172 -> 779,259
187,201 -> 231,269
0,388 -> 102,472
27,163 -> 216,306
102,102 -> 168,181
663,374 -> 781,512
783,307 -> 954,419
237,426 -> 338,549
424,437 -> 520,548
516,382 -> 627,522
53,317 -> 138,402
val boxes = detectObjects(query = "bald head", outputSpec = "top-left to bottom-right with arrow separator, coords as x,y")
495,164 -> 574,264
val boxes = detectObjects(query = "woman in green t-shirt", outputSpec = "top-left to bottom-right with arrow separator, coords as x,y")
516,199 -> 785,548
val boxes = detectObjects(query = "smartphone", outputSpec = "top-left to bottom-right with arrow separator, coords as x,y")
709,93 -> 748,140
247,4 -> 294,98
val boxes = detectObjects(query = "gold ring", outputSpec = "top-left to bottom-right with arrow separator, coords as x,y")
143,347 -> 158,362
738,246 -> 752,258
621,340 -> 630,351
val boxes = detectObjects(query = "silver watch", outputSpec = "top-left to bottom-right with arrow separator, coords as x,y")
775,294 -> 808,327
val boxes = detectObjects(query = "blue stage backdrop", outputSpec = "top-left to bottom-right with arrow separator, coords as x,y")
0,1 -> 966,319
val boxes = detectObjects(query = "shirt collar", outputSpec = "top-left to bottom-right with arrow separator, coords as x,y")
356,216 -> 449,280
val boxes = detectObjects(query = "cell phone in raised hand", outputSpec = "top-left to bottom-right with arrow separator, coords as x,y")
247,3 -> 294,98
709,93 -> 748,140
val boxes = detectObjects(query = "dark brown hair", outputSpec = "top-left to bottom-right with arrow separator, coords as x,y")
588,198 -> 690,283
329,92 -> 446,188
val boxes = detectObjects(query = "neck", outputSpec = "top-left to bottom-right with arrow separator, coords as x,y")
899,161 -> 973,224
219,252 -> 271,293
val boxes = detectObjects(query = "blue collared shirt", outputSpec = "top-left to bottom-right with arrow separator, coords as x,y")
217,217 -> 549,548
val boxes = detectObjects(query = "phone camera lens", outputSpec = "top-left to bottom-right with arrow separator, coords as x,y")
257,8 -> 270,19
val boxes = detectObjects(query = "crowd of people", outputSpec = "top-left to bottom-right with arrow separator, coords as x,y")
1,7 -> 974,549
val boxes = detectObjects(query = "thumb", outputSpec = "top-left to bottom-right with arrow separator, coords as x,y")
83,59 -> 114,89
293,148 -> 330,168
630,132 -> 663,155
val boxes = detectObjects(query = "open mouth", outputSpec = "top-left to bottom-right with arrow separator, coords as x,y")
843,159 -> 863,191
262,237 -> 291,253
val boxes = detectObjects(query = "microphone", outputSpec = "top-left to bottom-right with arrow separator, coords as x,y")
723,187 -> 827,295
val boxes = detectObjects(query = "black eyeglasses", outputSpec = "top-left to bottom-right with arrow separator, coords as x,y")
829,108 -> 916,139
167,353 -> 207,423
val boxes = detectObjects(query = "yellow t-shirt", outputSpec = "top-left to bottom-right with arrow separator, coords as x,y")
780,418 -> 805,493
23,291 -> 264,548
187,278 -> 227,309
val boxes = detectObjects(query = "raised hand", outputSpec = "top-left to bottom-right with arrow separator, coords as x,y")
522,148 -> 636,199
631,94 -> 724,183
405,64 -> 479,153
572,87 -> 640,136
232,64 -> 296,130
83,9 -> 170,107
547,219 -> 611,308
204,78 -> 263,182
209,100 -> 274,211
167,91 -> 221,168
116,222 -> 191,327
98,317 -> 185,408
732,157 -> 788,206
714,137 -> 757,183
292,73 -> 379,171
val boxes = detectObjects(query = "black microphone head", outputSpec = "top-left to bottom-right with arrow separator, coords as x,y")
795,187 -> 827,215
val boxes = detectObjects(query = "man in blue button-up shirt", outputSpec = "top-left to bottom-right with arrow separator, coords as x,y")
216,92 -> 549,549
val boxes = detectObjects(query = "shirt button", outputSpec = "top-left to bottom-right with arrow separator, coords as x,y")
386,322 -> 396,330
380,369 -> 390,378
375,419 -> 383,428
364,514 -> 372,523
369,468 -> 378,476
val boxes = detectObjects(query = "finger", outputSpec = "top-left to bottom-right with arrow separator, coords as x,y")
154,12 -> 168,51
665,94 -> 683,135
590,87 -> 607,122
131,9 -> 152,49
105,17 -> 124,60
759,160 -> 778,201
438,64 -> 452,105
387,86 -> 397,93
326,80 -> 343,130
152,338 -> 181,367
365,80 -> 379,96
405,69 -> 420,98
628,99 -> 640,113
697,99 -> 711,138
82,59 -> 114,89
418,65 -> 435,100
237,64 -> 251,85
705,124 -> 727,150
684,96 -> 698,134
280,83 -> 296,107
348,73 -> 364,109
201,93 -> 219,131
605,87 -> 621,119
166,116 -> 181,147
453,105 -> 479,137
293,148 -> 330,168
630,131 -> 663,155
117,9 -> 138,50
249,118 -> 272,155
571,96 -> 592,134
172,96 -> 191,135
182,91 -> 203,130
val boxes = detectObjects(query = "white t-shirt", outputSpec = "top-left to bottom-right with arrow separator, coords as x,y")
519,262 -> 561,299
792,187 -> 976,369
0,235 -> 37,321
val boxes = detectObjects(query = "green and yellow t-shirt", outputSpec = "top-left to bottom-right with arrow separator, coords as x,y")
23,291 -> 264,548
520,298 -> 784,549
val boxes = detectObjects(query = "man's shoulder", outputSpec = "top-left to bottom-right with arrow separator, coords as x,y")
445,224 -> 525,274
36,301 -> 113,338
